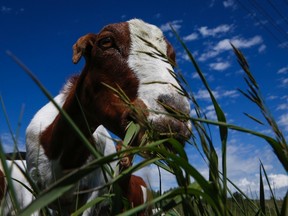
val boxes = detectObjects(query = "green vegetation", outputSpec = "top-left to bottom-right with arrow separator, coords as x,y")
0,34 -> 287,215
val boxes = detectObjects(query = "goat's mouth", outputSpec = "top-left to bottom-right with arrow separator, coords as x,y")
121,96 -> 192,148
149,115 -> 192,145
124,109 -> 191,150
149,94 -> 192,145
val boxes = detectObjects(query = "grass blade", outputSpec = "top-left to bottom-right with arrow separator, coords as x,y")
19,184 -> 74,216
259,164 -> 266,215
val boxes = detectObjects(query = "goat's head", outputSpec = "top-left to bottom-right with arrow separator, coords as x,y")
73,19 -> 191,146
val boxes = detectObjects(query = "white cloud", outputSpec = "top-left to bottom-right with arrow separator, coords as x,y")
191,72 -> 200,79
0,5 -> 24,14
223,0 -> 237,9
194,88 -> 239,101
194,89 -> 215,100
280,78 -> 288,87
279,41 -> 288,49
135,139 -> 287,198
183,32 -> 199,42
254,19 -> 268,27
278,66 -> 288,74
221,36 -> 263,50
0,133 -> 25,152
199,24 -> 233,37
189,140 -> 287,198
232,174 -> 288,199
209,61 -> 231,71
160,20 -> 182,32
135,164 -> 176,192
219,142 -> 287,198
209,0 -> 216,8
203,105 -> 217,119
276,103 -> 288,111
267,95 -> 278,100
1,6 -> 12,13
199,35 -> 263,61
222,90 -> 239,98
258,44 -> 266,53
191,72 -> 215,82
278,113 -> 288,132
237,178 -> 256,188
268,174 -> 288,189
198,50 -> 219,62
223,144 -> 261,178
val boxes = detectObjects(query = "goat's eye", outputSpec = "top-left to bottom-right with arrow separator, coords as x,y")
99,37 -> 113,49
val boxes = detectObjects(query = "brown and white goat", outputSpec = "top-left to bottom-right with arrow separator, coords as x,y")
25,19 -> 191,215
116,143 -> 151,216
0,156 -> 35,216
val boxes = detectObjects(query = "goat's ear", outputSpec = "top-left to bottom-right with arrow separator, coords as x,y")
165,38 -> 176,67
72,33 -> 97,64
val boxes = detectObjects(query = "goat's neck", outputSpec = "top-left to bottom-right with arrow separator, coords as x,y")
40,67 -> 100,170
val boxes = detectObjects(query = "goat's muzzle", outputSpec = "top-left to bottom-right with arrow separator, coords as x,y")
129,94 -> 192,147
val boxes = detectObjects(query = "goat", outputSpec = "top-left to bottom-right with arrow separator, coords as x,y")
116,142 -> 151,216
24,19 -> 191,215
0,154 -> 35,216
0,127 -> 115,216
26,97 -> 116,215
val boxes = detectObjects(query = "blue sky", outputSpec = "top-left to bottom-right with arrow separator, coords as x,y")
0,0 -> 287,198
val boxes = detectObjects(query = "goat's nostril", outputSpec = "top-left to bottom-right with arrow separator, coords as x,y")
154,94 -> 192,143
157,94 -> 190,116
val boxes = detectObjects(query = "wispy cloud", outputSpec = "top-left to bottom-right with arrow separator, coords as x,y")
209,61 -> 231,71
191,71 -> 215,82
279,41 -> 288,49
199,24 -> 233,37
0,132 -> 25,152
183,24 -> 233,42
221,142 -> 288,198
199,35 -> 263,61
277,66 -> 288,74
136,136 -> 287,198
278,113 -> 288,132
160,20 -> 182,33
268,174 -> 288,189
223,0 -> 237,10
194,88 -> 239,101
135,164 -> 176,192
183,32 -> 199,42
0,5 -> 24,14
218,36 -> 263,50
209,0 -> 216,8
267,95 -> 278,100
276,103 -> 288,111
1,5 -> 12,13
258,44 -> 266,53
203,105 -> 217,120
279,78 -> 288,87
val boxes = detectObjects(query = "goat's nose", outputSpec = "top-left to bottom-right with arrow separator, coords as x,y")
154,94 -> 192,143
157,94 -> 190,116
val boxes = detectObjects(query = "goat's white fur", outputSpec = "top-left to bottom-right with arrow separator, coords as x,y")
128,19 -> 190,123
0,160 -> 36,215
24,89 -> 116,215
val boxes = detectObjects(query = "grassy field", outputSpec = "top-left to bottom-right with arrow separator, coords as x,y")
0,34 -> 287,216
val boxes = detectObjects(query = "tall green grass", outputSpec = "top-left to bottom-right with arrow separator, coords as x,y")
1,34 -> 287,216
